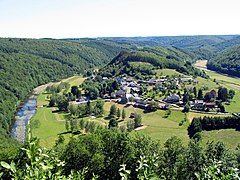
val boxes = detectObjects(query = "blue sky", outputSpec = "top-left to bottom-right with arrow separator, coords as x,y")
0,0 -> 239,38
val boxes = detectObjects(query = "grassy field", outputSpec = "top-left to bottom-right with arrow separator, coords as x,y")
138,110 -> 189,145
202,129 -> 240,149
155,68 -> 188,77
223,84 -> 240,113
62,76 -> 86,87
206,71 -> 240,86
104,102 -> 189,144
187,112 -> 229,124
32,76 -> 85,147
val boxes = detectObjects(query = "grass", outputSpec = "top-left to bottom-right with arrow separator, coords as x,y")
206,71 -> 240,86
202,129 -> 240,149
31,106 -> 71,148
137,110 -> 189,145
155,68 -> 187,77
193,76 -> 218,90
62,76 -> 86,87
223,84 -> 240,113
31,76 -> 86,148
187,112 -> 229,124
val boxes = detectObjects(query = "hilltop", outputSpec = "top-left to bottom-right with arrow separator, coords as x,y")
99,47 -> 207,79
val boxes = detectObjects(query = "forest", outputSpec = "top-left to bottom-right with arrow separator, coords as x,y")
207,45 -> 240,77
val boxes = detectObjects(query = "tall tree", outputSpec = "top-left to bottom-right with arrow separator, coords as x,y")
109,104 -> 117,117
117,108 -> 121,118
218,87 -> 228,102
122,109 -> 126,120
108,118 -> 118,129
197,89 -> 203,99
193,87 -> 197,98
134,113 -> 142,128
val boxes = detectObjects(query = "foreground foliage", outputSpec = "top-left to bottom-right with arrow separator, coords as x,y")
1,128 -> 240,179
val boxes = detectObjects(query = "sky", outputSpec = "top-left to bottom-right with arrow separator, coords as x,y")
0,0 -> 239,38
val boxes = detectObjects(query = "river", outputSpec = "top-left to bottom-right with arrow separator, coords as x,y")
10,80 -> 63,143
195,66 -> 211,71
11,96 -> 37,143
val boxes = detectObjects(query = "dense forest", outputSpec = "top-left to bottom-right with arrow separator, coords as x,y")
99,47 -> 208,79
0,38 -> 133,158
207,45 -> 240,77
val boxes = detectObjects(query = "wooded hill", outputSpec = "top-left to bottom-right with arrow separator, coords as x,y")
102,35 -> 240,60
0,38 -> 134,152
207,45 -> 240,77
99,47 -> 208,79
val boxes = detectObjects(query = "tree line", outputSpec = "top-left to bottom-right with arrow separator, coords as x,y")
188,116 -> 240,138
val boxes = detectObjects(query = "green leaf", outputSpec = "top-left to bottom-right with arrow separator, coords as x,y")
1,161 -> 11,169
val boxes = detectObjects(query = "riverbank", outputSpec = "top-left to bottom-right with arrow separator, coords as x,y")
11,76 -> 85,143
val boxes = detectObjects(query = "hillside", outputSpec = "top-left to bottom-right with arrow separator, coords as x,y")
100,47 -> 208,79
102,35 -> 240,60
207,45 -> 240,77
0,38 -> 133,152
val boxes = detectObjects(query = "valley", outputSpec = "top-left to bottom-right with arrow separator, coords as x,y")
1,36 -> 240,179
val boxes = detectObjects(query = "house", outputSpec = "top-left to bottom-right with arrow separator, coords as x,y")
128,82 -> 139,88
110,92 -> 116,98
192,100 -> 205,110
133,99 -> 149,109
131,87 -> 140,93
103,94 -> 110,99
76,96 -> 88,102
148,78 -> 157,85
165,94 -> 180,103
180,77 -> 193,82
129,113 -> 136,118
116,90 -> 126,98
205,102 -> 217,109
102,77 -> 108,81
159,102 -> 169,110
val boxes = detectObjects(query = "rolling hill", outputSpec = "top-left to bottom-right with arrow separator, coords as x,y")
99,47 -> 208,79
102,35 -> 240,60
207,45 -> 240,77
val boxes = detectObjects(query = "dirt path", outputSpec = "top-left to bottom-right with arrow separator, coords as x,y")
54,113 -> 65,122
226,83 -> 240,90
135,125 -> 147,131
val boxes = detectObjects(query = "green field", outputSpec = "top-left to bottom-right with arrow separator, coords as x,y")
62,76 -> 86,87
206,70 -> 240,86
32,76 -> 85,147
138,110 -> 189,145
202,129 -> 240,149
155,68 -> 188,77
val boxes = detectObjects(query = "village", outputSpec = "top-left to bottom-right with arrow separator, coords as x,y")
75,74 -> 228,115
